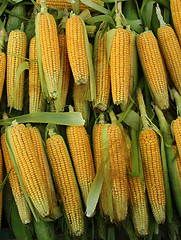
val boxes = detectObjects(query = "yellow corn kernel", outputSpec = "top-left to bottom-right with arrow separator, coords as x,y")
126,137 -> 149,236
170,0 -> 181,45
139,128 -> 166,224
137,30 -> 169,110
36,0 -> 104,11
29,37 -> 43,113
1,134 -> 31,224
66,15 -> 89,84
6,30 -> 27,110
9,123 -> 50,218
0,149 -> 2,228
94,31 -> 110,112
110,28 -> 132,106
172,145 -> 181,181
173,118 -> 181,158
66,126 -> 95,206
54,34 -> 70,111
26,125 -> 58,217
46,133 -> 84,237
38,12 -> 60,99
157,25 -> 181,94
92,123 -> 109,217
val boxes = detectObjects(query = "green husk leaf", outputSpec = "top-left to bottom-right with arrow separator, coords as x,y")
163,6 -> 170,24
108,227 -> 115,240
155,0 -> 170,8
117,110 -> 140,131
102,0 -> 125,2
129,128 -> 139,177
122,215 -> 140,240
10,200 -> 34,240
141,0 -> 154,29
72,0 -> 80,15
80,0 -> 111,15
86,124 -> 109,217
126,19 -> 143,33
0,168 -> 12,193
123,0 -> 139,20
0,0 -> 8,17
106,28 -> 117,63
33,218 -> 56,240
9,61 -> 29,113
5,125 -> 40,222
130,30 -> 138,95
80,17 -> 96,101
35,12 -> 49,100
86,15 -> 115,27
0,112 -> 85,126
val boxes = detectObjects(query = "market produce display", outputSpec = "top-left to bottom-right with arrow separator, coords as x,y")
0,0 -> 181,239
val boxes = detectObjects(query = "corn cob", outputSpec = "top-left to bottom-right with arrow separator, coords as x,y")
0,29 -> 6,102
137,30 -> 169,110
0,149 -> 2,228
110,27 -> 132,106
6,29 -> 27,110
54,34 -> 70,111
37,2 -> 60,99
6,122 -> 50,218
66,15 -> 89,84
93,113 -> 128,222
46,130 -> 84,237
170,0 -> 181,45
1,134 -> 31,224
26,125 -> 59,217
29,37 -> 44,113
92,122 -> 109,217
66,125 -> 95,207
137,89 -> 166,224
125,133 -> 149,236
36,0 -> 104,11
172,146 -> 181,180
93,31 -> 110,111
156,5 -> 181,94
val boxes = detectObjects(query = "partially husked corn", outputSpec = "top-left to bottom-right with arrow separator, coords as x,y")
36,0 -> 104,11
170,0 -> 181,45
8,123 -> 50,218
29,37 -> 43,113
94,31 -> 110,111
46,133 -> 85,237
157,25 -> 181,94
1,134 -> 31,224
38,12 -> 60,99
110,28 -> 132,106
6,29 -> 27,110
139,129 -> 166,224
67,126 -> 95,206
137,30 -> 169,110
66,15 -> 89,84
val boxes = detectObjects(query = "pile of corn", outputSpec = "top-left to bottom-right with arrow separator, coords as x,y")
0,0 -> 181,239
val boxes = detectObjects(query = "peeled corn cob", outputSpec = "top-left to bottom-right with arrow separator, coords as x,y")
67,125 -> 95,206
170,0 -> 181,45
110,27 -> 132,107
1,134 -> 31,224
0,29 -> 6,102
137,30 -> 169,110
36,0 -> 104,11
93,31 -> 110,111
29,37 -> 44,113
37,1 -> 60,99
6,29 -> 27,110
137,89 -> 166,224
46,130 -> 85,237
156,5 -> 181,94
6,122 -> 50,218
26,125 -> 59,217
66,15 -> 89,84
